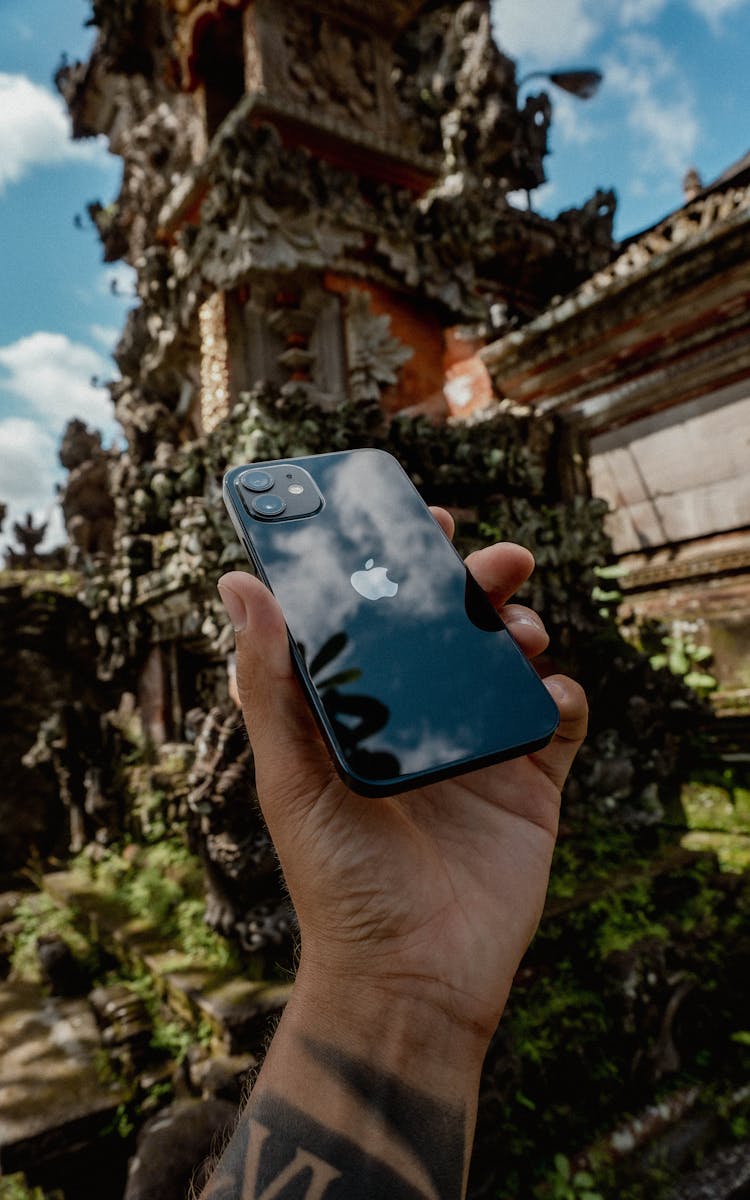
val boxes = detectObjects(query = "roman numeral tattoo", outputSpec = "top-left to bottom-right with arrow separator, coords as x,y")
200,1038 -> 465,1200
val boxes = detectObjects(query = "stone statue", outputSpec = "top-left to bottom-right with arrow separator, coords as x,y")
4,511 -> 52,569
58,418 -> 116,564
186,703 -> 297,954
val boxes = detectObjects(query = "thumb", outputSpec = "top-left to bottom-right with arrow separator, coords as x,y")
529,674 -> 588,794
216,571 -> 332,799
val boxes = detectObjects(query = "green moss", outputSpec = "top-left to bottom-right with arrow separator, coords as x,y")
590,881 -> 669,958
534,1154 -> 605,1200
681,779 -> 750,836
681,830 -> 750,873
9,893 -> 97,984
77,840 -> 240,974
0,1175 -> 61,1200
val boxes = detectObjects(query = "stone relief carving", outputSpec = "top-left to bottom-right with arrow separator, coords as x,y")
345,290 -> 413,403
283,10 -> 378,126
393,1 -> 535,189
186,703 -> 297,950
58,419 -> 116,565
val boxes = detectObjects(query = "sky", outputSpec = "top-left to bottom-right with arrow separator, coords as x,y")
1,0 -> 749,552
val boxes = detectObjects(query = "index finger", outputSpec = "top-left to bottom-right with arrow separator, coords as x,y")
428,505 -> 455,540
464,542 -> 536,609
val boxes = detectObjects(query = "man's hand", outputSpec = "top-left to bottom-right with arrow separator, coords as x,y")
207,512 -> 587,1199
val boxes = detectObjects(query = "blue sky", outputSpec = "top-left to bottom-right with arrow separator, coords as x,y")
1,0 -> 749,550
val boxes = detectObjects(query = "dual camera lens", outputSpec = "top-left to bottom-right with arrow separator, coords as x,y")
239,469 -> 287,517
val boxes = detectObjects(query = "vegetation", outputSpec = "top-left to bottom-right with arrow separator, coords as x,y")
0,1176 -> 62,1200
10,377 -> 744,1196
75,837 -> 242,973
10,893 -> 99,984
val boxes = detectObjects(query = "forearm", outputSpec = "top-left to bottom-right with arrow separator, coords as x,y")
200,967 -> 487,1200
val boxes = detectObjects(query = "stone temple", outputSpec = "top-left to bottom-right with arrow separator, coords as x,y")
1,3 -> 749,1198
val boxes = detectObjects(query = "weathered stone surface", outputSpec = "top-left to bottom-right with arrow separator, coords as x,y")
0,980 -> 128,1174
0,577 -> 104,873
192,977 -> 291,1055
122,1098 -> 236,1200
42,869 -> 292,1054
188,1049 -> 256,1101
667,1139 -> 750,1198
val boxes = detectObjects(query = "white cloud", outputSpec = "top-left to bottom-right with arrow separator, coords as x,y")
491,0 -> 600,64
0,332 -> 115,433
0,72 -> 108,193
0,334 -> 122,554
506,190 -> 529,210
90,324 -> 121,350
98,262 -> 137,298
618,0 -> 668,24
604,34 -> 700,183
0,418 -> 59,505
0,417 -> 64,552
689,0 -> 750,27
552,92 -> 598,146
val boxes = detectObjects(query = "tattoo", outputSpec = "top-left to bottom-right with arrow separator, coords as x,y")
201,1039 -> 465,1200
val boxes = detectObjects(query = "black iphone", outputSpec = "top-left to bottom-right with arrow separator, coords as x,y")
223,448 -> 559,796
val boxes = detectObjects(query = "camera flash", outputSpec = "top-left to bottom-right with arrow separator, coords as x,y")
288,484 -> 304,495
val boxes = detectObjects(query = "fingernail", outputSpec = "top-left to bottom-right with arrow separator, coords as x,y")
546,680 -> 565,701
515,616 -> 543,630
217,583 -> 247,632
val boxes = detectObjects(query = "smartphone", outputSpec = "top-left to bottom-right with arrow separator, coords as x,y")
223,448 -> 558,796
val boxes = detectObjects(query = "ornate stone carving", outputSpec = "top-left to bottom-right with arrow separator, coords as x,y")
186,704 -> 297,950
345,290 -> 413,403
7,513 -> 47,565
283,10 -> 378,126
199,292 -> 231,433
58,419 -> 116,565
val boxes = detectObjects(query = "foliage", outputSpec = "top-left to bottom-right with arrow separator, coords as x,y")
48,332 -> 738,1198
589,880 -> 669,958
0,1176 -> 61,1200
9,893 -> 97,984
474,831 -> 750,1198
77,839 -> 240,973
624,618 -> 717,697
536,1154 -> 604,1200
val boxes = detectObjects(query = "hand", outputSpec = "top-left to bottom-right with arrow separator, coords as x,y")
217,510 -> 587,1062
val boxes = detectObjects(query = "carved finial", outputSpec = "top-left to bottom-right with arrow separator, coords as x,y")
683,166 -> 703,203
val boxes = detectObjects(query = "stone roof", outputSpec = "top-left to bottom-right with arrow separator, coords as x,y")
480,166 -> 748,415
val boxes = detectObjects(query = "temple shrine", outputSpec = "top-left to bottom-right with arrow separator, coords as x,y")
485,150 -> 750,720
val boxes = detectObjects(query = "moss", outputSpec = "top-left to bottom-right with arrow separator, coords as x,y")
9,893 -> 98,984
681,831 -> 750,873
0,568 -> 81,598
76,840 -> 241,974
0,1175 -> 62,1200
472,843 -> 750,1197
681,778 -> 750,837
590,881 -> 669,957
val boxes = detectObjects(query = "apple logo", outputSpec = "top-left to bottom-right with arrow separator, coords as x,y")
350,558 -> 399,601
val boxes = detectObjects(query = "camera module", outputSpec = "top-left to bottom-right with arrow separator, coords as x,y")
240,468 -> 274,493
251,493 -> 287,518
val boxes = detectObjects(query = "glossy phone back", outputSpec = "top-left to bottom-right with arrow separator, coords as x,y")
223,449 -> 559,795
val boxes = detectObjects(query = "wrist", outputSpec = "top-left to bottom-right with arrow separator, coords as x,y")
287,956 -> 492,1099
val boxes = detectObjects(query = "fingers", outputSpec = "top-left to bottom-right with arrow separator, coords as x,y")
217,571 -> 332,795
464,542 -> 535,609
434,527 -> 547,655
530,675 -> 588,794
429,506 -> 455,540
501,603 -> 549,657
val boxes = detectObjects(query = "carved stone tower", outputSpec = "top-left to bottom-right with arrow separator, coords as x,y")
61,1 -> 615,452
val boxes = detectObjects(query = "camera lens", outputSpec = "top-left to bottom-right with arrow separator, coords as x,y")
240,469 -> 274,493
251,493 -> 286,518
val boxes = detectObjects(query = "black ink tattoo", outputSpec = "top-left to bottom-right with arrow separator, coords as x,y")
302,1037 -> 464,1199
200,1039 -> 465,1200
